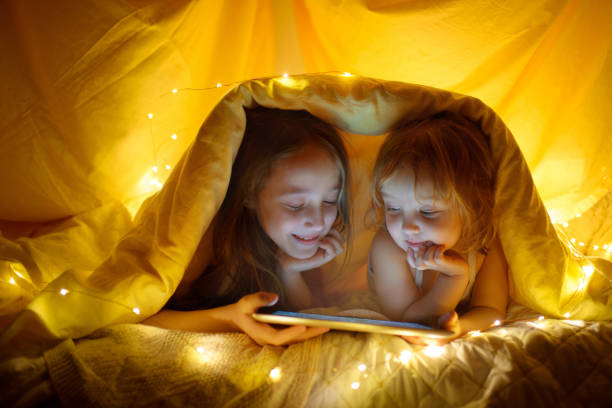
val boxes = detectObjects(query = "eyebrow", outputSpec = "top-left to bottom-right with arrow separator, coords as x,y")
381,191 -> 435,201
281,186 -> 340,195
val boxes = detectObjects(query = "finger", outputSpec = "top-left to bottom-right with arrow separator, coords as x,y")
242,292 -> 279,312
400,335 -> 427,346
287,327 -> 330,344
325,235 -> 344,254
406,247 -> 416,268
327,228 -> 344,245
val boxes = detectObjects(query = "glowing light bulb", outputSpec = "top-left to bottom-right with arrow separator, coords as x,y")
148,113 -> 154,119
576,213 -> 581,218
172,88 -> 178,94
269,367 -> 281,381
538,316 -> 544,321
579,242 -> 585,247
357,364 -> 366,372
582,264 -> 594,279
15,271 -> 24,279
282,73 -> 288,78
341,72 -> 353,77
197,346 -> 204,354
216,83 -> 222,88
570,238 -> 576,244
562,222 -> 568,228
9,277 -> 16,285
594,245 -> 599,250
423,345 -> 445,357
399,350 -> 412,364
470,330 -> 482,337
563,312 -> 570,318
152,166 -> 158,173
60,288 -> 69,295
493,320 -> 501,326
351,382 -> 360,390
165,164 -> 171,170
604,244 -> 609,250
171,134 -> 177,140
133,307 -> 141,315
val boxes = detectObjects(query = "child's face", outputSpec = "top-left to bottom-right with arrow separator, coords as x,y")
254,142 -> 341,260
381,168 -> 462,253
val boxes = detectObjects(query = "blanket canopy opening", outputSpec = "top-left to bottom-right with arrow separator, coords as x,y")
2,74 -> 611,349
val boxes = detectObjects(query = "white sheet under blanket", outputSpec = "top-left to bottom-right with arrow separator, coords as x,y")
3,298 -> 611,408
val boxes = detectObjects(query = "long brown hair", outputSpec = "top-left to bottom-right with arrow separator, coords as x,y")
205,107 -> 351,307
371,112 -> 496,254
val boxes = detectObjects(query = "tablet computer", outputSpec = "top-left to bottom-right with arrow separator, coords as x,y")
252,310 -> 454,339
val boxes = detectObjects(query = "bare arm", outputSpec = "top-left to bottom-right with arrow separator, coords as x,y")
456,236 -> 508,335
142,292 -> 329,346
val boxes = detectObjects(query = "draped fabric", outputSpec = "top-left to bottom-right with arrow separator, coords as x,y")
1,0 -> 611,346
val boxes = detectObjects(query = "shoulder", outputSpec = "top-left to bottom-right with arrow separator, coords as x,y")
369,228 -> 406,272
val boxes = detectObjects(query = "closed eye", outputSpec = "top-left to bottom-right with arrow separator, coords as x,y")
323,200 -> 338,206
420,210 -> 441,217
285,204 -> 304,211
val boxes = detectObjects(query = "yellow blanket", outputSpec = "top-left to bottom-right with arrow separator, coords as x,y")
1,74 -> 611,350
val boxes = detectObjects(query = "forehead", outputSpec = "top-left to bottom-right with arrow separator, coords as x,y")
263,142 -> 341,194
381,167 -> 438,200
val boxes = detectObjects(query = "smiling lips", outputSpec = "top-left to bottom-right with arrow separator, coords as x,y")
293,233 -> 320,246
406,240 -> 434,250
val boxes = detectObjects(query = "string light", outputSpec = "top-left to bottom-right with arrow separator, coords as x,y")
538,315 -> 544,321
269,367 -> 281,382
165,164 -> 171,170
282,73 -> 288,78
351,382 -> 360,390
9,277 -> 16,285
398,350 -> 412,364
563,312 -> 570,318
152,166 -> 158,173
493,320 -> 501,326
171,134 -> 177,140
216,82 -> 222,88
148,113 -> 154,119
172,88 -> 178,94
132,307 -> 141,315
423,345 -> 445,357
60,288 -> 69,296
197,346 -> 204,354
357,364 -> 366,372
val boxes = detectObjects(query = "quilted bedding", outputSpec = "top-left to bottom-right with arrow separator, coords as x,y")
4,300 -> 611,408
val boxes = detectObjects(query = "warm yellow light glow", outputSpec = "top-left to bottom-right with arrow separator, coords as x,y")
579,242 -> 585,247
172,88 -> 178,93
493,320 -> 501,326
132,307 -> 141,315
538,315 -> 544,321
593,245 -> 599,250
576,213 -> 581,218
171,134 -> 177,140
399,350 -> 412,364
60,288 -> 69,295
563,312 -> 571,318
570,238 -> 576,244
269,367 -> 281,382
165,164 -> 171,170
9,277 -> 16,285
216,82 -> 221,88
562,222 -> 568,228
564,320 -> 585,327
423,345 -> 445,357
351,382 -> 360,390
582,264 -> 594,279
470,330 -> 482,337
282,73 -> 288,78
341,72 -> 353,77
148,113 -> 154,119
357,364 -> 366,372
152,166 -> 158,173
197,346 -> 204,354
604,244 -> 609,250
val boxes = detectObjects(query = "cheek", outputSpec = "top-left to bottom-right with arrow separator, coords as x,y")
323,206 -> 338,225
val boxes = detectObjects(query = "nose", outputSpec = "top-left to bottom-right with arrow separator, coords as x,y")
304,205 -> 325,229
401,215 -> 420,234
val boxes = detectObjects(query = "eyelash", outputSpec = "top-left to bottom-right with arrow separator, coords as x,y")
286,201 -> 337,211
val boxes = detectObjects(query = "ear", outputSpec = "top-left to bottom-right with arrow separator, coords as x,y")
244,195 -> 256,209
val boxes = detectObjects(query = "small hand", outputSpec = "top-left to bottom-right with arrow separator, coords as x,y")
232,292 -> 329,346
279,229 -> 345,274
400,310 -> 461,346
406,244 -> 468,278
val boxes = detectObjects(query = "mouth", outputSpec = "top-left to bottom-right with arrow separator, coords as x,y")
292,233 -> 320,246
405,240 -> 434,250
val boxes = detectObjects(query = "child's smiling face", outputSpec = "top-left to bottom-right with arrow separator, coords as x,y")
381,167 -> 462,253
254,141 -> 341,260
